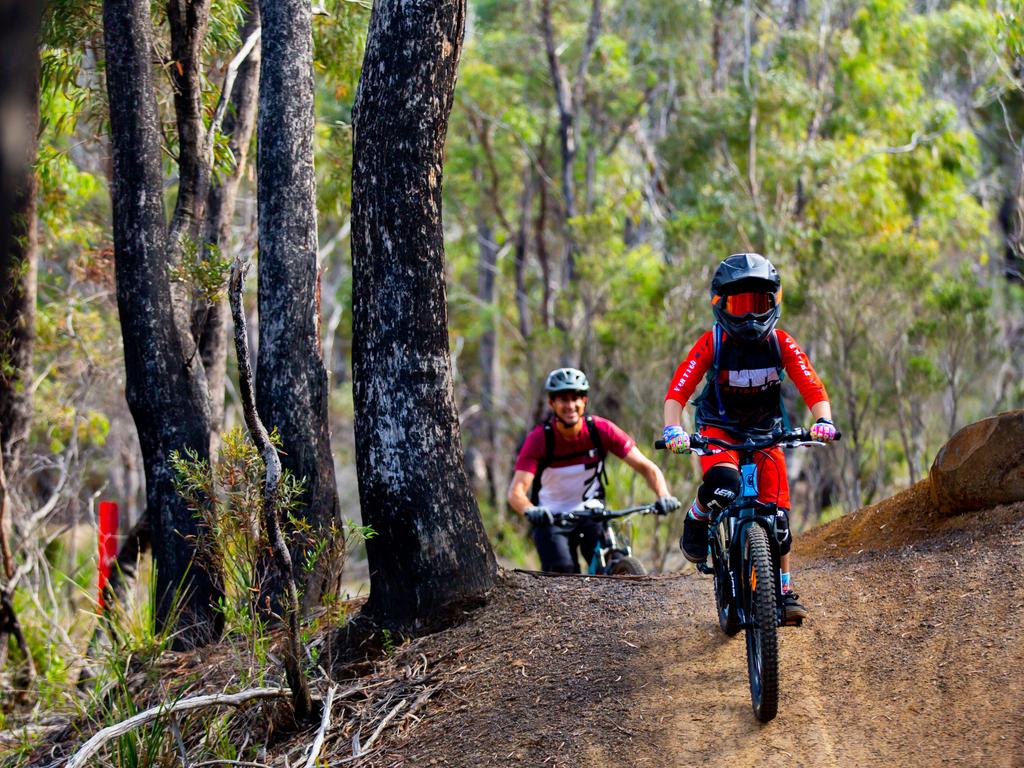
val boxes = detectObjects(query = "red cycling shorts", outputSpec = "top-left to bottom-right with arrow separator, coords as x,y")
698,425 -> 790,510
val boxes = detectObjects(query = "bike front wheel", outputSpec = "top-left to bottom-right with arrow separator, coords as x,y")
608,555 -> 646,575
744,525 -> 779,722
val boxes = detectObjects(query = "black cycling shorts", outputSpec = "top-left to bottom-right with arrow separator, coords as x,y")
532,518 -> 606,573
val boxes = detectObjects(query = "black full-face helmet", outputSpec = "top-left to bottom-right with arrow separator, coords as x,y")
710,252 -> 782,343
544,367 -> 590,395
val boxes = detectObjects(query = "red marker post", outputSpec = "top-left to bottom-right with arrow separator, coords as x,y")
97,501 -> 119,611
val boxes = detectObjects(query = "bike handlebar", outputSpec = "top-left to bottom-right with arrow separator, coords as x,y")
552,503 -> 658,525
654,427 -> 842,455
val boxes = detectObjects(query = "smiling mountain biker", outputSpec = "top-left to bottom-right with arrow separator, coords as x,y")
509,368 -> 681,573
662,253 -> 838,621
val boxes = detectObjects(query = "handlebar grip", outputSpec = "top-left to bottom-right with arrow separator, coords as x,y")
654,439 -> 667,450
834,430 -> 842,441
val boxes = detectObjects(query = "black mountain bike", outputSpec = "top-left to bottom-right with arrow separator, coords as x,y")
553,499 -> 661,576
657,427 -> 839,722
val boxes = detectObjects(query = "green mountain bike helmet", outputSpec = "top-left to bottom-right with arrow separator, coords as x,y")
544,367 -> 590,394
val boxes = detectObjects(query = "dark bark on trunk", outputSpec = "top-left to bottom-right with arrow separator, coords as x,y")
0,449 -> 34,685
0,0 -> 42,270
0,41 -> 40,472
167,0 -> 212,245
351,0 -> 496,633
256,0 -> 341,611
198,7 -> 262,447
103,0 -> 221,646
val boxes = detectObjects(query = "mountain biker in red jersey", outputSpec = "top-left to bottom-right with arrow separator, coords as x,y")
662,253 -> 838,621
509,368 -> 681,573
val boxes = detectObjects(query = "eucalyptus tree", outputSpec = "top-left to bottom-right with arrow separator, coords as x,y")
0,0 -> 43,685
102,0 -> 223,644
256,0 -> 342,610
0,2 -> 43,472
352,0 -> 496,633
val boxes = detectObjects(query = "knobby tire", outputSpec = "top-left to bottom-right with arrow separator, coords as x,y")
744,525 -> 779,722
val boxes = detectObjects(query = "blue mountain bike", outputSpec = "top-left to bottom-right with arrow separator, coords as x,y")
657,427 -> 838,721
554,499 -> 661,576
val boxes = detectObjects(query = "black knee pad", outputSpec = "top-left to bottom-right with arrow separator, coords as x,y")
698,465 -> 741,512
775,508 -> 792,555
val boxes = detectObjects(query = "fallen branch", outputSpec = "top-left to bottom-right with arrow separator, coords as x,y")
65,688 -> 289,768
361,698 -> 408,753
301,683 -> 337,768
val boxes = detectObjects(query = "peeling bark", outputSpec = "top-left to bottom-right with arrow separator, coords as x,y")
103,0 -> 221,645
351,0 -> 496,633
256,0 -> 341,610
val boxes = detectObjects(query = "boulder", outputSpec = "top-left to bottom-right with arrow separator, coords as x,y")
929,410 -> 1024,516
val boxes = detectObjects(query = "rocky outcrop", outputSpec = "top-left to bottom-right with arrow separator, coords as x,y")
929,410 -> 1024,516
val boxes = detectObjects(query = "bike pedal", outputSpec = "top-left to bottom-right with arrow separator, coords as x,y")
696,562 -> 714,575
782,617 -> 804,627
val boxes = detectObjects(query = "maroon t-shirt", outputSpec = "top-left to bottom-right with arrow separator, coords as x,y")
514,416 -> 635,512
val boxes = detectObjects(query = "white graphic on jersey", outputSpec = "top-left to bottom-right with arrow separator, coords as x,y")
537,463 -> 603,513
727,367 -> 781,388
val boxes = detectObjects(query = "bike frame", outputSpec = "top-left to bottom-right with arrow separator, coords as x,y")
700,453 -> 785,629
554,504 -> 656,575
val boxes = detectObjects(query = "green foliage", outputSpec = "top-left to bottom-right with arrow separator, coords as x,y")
168,237 -> 232,303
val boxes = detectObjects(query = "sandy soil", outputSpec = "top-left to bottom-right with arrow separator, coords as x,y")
358,501 -> 1024,767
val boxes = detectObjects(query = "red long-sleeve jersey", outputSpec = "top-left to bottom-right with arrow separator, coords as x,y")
665,328 -> 828,431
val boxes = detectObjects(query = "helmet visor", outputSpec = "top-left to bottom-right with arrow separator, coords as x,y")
716,291 -> 779,317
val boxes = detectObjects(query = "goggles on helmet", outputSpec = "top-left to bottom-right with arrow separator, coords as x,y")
713,290 -> 780,317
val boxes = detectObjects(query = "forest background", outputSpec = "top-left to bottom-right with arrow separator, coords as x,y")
2,0 -> 1024,710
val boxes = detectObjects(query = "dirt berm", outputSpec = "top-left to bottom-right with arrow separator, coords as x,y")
344,411 -> 1024,767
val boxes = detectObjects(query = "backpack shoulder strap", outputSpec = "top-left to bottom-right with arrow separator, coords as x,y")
584,415 -> 605,459
769,328 -> 783,372
529,418 -> 556,505
711,323 -> 727,418
771,329 -> 792,430
585,415 -> 611,489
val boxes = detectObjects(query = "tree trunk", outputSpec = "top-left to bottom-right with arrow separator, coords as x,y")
256,0 -> 342,611
103,0 -> 221,646
197,6 -> 262,449
351,0 -> 496,633
167,0 -> 212,245
475,209 -> 499,508
0,40 -> 40,472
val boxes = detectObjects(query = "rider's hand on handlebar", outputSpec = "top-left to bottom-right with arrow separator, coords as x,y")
654,495 -> 682,515
662,425 -> 690,454
810,418 -> 837,443
524,506 -> 554,526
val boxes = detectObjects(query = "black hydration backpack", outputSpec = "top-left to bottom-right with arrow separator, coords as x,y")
528,415 -> 609,505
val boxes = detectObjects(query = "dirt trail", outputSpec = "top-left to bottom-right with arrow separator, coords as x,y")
363,501 -> 1024,767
